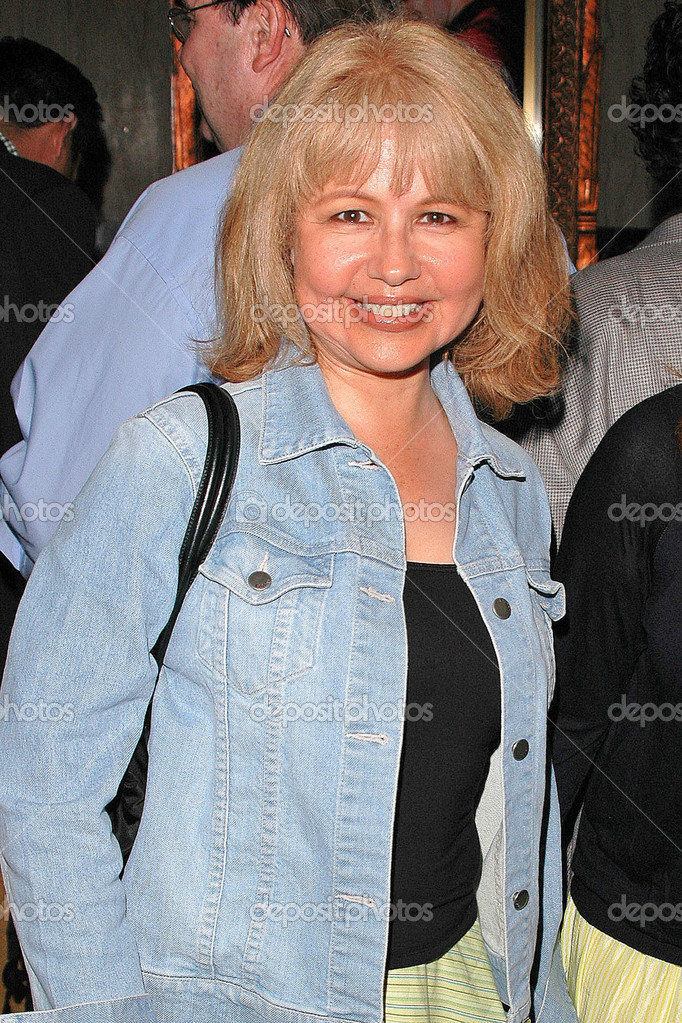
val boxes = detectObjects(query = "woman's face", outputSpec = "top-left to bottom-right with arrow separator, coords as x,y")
291,135 -> 488,381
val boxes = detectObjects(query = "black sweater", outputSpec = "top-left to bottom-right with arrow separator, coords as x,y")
551,383 -> 682,964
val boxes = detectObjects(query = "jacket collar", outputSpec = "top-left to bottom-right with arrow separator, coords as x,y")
259,357 -> 357,462
258,354 -> 524,479
430,360 -> 525,479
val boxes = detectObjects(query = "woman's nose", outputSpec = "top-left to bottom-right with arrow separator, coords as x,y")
366,225 -> 420,285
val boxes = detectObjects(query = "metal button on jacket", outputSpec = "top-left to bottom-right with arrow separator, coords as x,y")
513,889 -> 529,910
493,597 -> 511,619
512,739 -> 529,761
248,570 -> 272,590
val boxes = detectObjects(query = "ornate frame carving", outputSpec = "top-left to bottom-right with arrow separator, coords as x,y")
545,0 -> 601,268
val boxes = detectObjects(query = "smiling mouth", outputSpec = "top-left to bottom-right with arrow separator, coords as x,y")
353,301 -> 424,318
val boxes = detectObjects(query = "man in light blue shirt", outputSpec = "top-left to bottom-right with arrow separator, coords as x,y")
0,0 -> 400,574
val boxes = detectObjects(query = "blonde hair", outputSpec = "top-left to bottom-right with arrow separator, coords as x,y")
209,17 -> 571,419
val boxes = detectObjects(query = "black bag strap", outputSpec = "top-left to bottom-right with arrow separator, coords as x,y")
151,381 -> 240,674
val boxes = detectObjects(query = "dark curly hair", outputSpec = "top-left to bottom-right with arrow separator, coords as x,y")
629,1 -> 682,186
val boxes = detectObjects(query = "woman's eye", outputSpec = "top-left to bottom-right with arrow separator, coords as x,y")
334,210 -> 369,224
421,211 -> 455,225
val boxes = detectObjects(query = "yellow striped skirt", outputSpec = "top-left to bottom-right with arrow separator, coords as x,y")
561,893 -> 682,1022
384,919 -> 507,1023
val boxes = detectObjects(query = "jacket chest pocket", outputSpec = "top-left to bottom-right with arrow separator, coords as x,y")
198,532 -> 334,696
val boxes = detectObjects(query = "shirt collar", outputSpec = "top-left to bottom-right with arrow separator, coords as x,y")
0,129 -> 19,157
258,353 -> 525,480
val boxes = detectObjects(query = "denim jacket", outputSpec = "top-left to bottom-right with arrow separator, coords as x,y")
0,358 -> 576,1023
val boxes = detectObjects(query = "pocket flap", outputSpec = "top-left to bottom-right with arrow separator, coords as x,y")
525,569 -> 565,621
199,530 -> 334,604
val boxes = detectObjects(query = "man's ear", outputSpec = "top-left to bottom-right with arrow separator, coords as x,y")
52,117 -> 75,158
252,0 -> 295,73
50,116 -> 78,178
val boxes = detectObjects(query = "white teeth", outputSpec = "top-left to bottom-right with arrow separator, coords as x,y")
356,301 -> 423,317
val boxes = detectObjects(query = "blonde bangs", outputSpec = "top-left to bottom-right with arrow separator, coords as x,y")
276,32 -> 500,216
286,114 -> 490,218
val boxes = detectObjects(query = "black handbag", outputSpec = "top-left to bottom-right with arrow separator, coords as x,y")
105,382 -> 241,865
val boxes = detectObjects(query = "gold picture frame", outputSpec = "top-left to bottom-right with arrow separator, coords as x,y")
171,38 -> 200,172
543,0 -> 601,267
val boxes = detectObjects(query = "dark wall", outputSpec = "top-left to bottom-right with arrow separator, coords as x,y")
598,0 -> 666,233
0,0 -> 173,226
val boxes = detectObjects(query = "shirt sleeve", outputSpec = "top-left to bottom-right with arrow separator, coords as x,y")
0,232 -> 212,576
0,412 -> 194,1012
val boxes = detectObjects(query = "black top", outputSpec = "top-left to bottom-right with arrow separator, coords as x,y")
387,561 -> 501,969
552,383 -> 682,965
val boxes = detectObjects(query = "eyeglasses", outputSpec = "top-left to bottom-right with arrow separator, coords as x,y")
168,1 -> 224,44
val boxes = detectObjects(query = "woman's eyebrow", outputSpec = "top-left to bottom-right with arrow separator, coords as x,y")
313,188 -> 373,202
420,195 -> 467,206
316,186 -> 472,203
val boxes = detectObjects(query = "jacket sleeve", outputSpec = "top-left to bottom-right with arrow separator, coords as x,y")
0,413 -> 194,1013
0,227 -> 211,577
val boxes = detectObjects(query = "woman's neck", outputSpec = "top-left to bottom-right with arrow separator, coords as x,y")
318,357 -> 445,459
